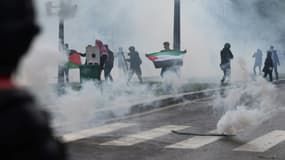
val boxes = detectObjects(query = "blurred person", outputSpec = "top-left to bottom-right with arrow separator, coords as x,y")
104,45 -> 114,81
117,47 -> 128,76
159,42 -> 186,77
127,46 -> 143,83
252,48 -> 263,75
95,40 -> 108,80
269,46 -> 280,80
160,42 -> 173,77
263,51 -> 274,82
0,0 -> 66,159
220,43 -> 234,84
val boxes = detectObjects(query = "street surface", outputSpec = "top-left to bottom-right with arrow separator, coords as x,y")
65,83 -> 285,160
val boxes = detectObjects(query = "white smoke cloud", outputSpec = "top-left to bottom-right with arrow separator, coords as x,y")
14,0 -> 285,132
214,77 -> 283,135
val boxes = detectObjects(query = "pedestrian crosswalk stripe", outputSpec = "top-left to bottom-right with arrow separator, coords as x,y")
165,130 -> 222,149
101,125 -> 190,146
234,130 -> 285,152
63,123 -> 135,142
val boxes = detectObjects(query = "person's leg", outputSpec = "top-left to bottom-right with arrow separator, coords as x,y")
227,67 -> 231,82
136,68 -> 143,83
264,71 -> 268,80
104,68 -> 109,80
258,65 -> 262,75
269,71 -> 273,82
274,66 -> 279,80
109,67 -> 113,81
221,69 -> 226,83
253,64 -> 257,75
64,67 -> 69,82
128,69 -> 134,82
161,67 -> 166,77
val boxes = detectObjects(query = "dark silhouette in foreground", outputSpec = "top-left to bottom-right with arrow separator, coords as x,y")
0,0 -> 66,159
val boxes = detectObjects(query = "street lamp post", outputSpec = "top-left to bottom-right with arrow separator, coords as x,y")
46,0 -> 77,86
173,0 -> 181,51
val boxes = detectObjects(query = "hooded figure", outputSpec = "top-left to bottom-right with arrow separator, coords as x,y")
220,43 -> 234,84
95,40 -> 108,80
263,51 -> 273,82
104,45 -> 114,81
0,0 -> 66,160
269,46 -> 280,80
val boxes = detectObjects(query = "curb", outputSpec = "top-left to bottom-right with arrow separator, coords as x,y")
127,86 -> 234,115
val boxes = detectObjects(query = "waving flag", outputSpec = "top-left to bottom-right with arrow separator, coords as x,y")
66,51 -> 82,69
146,50 -> 186,68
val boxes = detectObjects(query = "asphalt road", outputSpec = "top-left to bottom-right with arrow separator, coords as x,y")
65,83 -> 285,160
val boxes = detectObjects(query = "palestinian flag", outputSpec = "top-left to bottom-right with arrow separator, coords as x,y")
146,50 -> 186,68
66,52 -> 82,69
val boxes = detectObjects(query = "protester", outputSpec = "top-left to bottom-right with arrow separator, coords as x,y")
159,42 -> 186,77
127,46 -> 143,83
95,40 -> 108,80
0,0 -> 66,159
220,43 -> 234,84
253,49 -> 263,75
160,42 -> 173,77
269,46 -> 280,80
104,45 -> 114,81
263,51 -> 274,82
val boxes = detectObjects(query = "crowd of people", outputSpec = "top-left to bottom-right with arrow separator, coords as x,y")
220,43 -> 282,84
64,42 -> 143,83
65,40 -> 283,85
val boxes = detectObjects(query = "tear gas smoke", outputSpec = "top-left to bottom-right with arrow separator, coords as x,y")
214,77 -> 283,135
15,0 -> 285,132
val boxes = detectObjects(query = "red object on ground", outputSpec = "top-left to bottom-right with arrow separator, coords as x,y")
69,53 -> 81,65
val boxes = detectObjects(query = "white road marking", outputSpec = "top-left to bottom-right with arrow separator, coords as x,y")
101,125 -> 190,146
234,130 -> 285,152
166,130 -> 222,149
62,123 -> 135,142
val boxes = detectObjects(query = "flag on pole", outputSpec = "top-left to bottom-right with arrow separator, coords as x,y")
146,50 -> 186,68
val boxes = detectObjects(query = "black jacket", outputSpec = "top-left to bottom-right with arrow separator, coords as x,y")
0,89 -> 66,160
263,56 -> 273,72
127,51 -> 142,70
220,48 -> 234,65
105,50 -> 114,69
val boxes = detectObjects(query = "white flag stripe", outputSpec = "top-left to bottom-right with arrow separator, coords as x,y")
101,125 -> 190,146
154,55 -> 184,62
166,130 -> 221,149
234,130 -> 285,152
63,123 -> 135,142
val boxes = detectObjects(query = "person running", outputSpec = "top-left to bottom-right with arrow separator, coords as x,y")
104,45 -> 114,81
263,51 -> 274,82
0,0 -> 66,159
220,43 -> 234,84
253,49 -> 263,75
127,46 -> 143,83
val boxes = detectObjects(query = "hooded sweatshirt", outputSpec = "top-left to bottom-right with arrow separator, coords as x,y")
95,40 -> 108,57
0,86 -> 66,160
